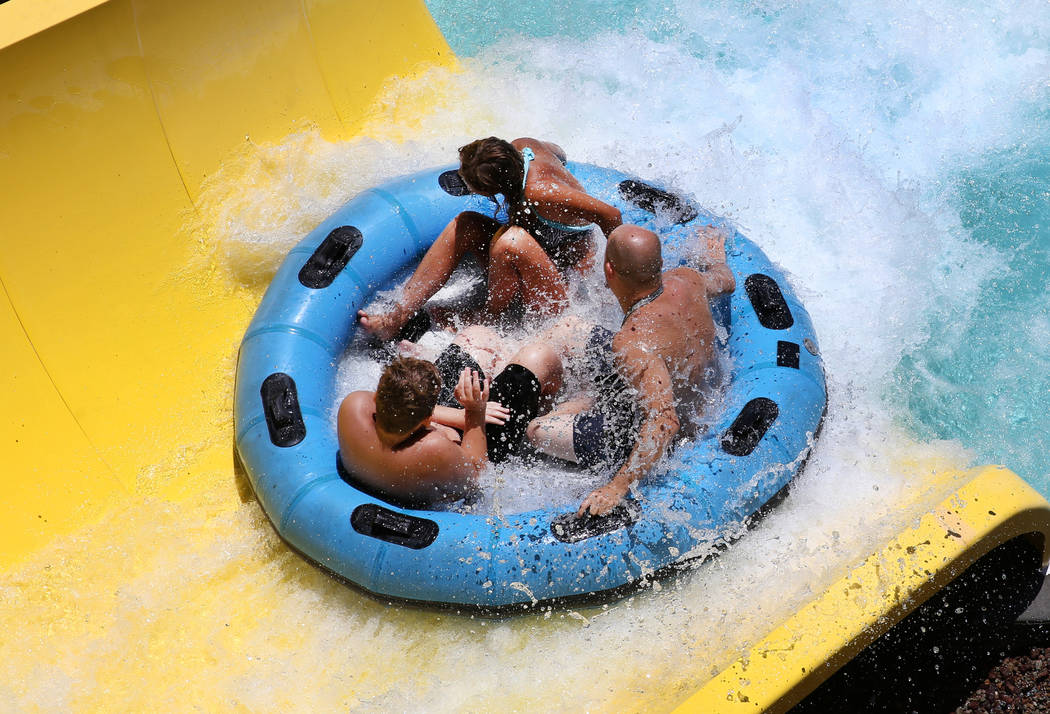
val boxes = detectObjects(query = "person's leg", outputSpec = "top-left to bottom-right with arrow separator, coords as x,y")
502,342 -> 563,398
485,342 -> 563,463
451,325 -> 505,377
485,226 -> 568,319
539,314 -> 595,364
525,395 -> 592,463
359,211 -> 500,340
549,232 -> 597,277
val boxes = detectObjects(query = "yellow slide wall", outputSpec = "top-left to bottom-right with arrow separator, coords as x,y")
0,0 -> 452,565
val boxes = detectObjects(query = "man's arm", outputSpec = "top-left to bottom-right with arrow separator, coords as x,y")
578,342 -> 679,517
432,402 -> 510,429
451,368 -> 489,475
413,369 -> 491,499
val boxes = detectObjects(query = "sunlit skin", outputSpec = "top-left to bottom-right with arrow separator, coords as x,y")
358,137 -> 623,341
338,368 -> 496,505
338,330 -> 563,505
528,224 -> 736,516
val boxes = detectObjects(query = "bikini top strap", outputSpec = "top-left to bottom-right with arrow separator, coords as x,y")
520,147 -> 535,190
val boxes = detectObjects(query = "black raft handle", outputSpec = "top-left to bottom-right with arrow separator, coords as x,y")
550,500 -> 642,543
617,180 -> 699,225
260,373 -> 307,448
439,170 -> 471,197
298,226 -> 363,289
744,274 -> 794,330
720,397 -> 779,457
351,504 -> 439,549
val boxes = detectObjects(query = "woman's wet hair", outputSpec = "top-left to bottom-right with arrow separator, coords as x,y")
458,137 -> 526,205
375,357 -> 441,437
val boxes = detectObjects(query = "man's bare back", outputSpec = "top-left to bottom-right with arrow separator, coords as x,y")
338,365 -> 491,506
527,224 -> 735,515
613,264 -> 727,413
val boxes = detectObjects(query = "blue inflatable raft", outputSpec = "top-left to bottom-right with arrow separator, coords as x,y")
234,162 -> 827,610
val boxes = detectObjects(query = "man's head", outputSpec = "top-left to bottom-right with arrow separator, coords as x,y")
604,224 -> 663,295
374,357 -> 441,440
458,137 -> 525,201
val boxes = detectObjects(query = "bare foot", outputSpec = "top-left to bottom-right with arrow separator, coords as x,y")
357,309 -> 403,342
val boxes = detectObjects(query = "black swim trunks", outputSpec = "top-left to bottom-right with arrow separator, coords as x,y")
486,363 -> 542,464
432,343 -> 542,464
434,343 -> 486,408
572,326 -> 641,473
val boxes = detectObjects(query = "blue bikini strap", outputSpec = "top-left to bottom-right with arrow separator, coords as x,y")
521,147 -> 534,190
519,145 -> 592,235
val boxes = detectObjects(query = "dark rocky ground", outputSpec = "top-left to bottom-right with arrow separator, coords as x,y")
794,623 -> 1050,713
955,627 -> 1050,714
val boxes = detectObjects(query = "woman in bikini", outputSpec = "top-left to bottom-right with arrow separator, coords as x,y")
358,137 -> 623,341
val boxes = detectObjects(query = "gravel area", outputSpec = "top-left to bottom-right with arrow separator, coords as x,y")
956,643 -> 1050,713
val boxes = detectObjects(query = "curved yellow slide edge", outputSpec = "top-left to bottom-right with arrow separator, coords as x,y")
0,0 -> 453,567
673,465 -> 1050,714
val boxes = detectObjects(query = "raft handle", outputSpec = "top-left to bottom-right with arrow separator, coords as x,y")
617,180 -> 699,224
550,500 -> 642,543
721,397 -> 779,456
351,504 -> 439,549
298,226 -> 363,289
745,274 -> 794,330
439,170 -> 471,197
260,373 -> 307,448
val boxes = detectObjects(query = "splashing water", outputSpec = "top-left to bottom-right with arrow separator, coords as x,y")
5,1 -> 1050,711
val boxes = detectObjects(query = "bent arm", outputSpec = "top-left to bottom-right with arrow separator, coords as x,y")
432,405 -> 466,429
578,345 -> 679,516
704,263 -> 735,297
433,402 -> 508,429
534,184 -> 623,236
452,368 -> 489,474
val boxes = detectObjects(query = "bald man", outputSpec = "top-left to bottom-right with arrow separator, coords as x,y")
527,224 -> 736,516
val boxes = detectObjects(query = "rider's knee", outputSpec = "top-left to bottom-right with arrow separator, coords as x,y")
454,210 -> 488,227
489,226 -> 530,260
525,417 -> 543,444
511,343 -> 563,394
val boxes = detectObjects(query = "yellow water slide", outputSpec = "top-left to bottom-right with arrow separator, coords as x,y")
0,0 -> 452,563
2,1 -> 1048,711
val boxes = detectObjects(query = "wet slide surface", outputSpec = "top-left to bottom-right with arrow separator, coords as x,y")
0,0 -> 451,565
3,0 -> 1049,711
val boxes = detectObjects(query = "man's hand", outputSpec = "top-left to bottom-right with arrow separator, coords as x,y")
694,225 -> 735,296
453,368 -> 489,419
577,479 -> 630,517
485,401 -> 510,425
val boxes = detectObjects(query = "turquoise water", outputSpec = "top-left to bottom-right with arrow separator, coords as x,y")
895,139 -> 1050,489
428,0 -> 1050,492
